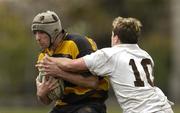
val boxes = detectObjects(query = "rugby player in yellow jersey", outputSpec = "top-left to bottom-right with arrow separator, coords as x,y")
31,11 -> 109,113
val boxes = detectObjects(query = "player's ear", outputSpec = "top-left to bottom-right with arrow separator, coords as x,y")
115,35 -> 121,44
113,35 -> 119,44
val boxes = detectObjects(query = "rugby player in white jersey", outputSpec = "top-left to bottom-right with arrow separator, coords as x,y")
37,17 -> 174,113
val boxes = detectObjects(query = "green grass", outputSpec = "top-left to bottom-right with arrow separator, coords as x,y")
0,105 -> 179,113
0,107 -> 48,113
174,106 -> 180,113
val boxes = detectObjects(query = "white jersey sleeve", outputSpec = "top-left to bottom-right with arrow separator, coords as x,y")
83,49 -> 111,76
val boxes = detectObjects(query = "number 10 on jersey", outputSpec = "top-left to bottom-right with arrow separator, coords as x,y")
129,58 -> 154,87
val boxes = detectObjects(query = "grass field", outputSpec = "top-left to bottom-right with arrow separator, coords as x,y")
0,105 -> 179,113
0,98 -> 178,113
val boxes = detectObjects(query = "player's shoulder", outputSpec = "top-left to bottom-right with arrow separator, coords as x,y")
137,47 -> 154,65
65,33 -> 95,57
65,33 -> 93,48
98,47 -> 121,58
139,48 -> 153,58
65,33 -> 89,43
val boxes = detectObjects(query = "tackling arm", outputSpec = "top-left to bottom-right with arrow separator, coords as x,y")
37,58 -> 98,89
42,54 -> 88,72
36,55 -> 99,88
56,71 -> 99,89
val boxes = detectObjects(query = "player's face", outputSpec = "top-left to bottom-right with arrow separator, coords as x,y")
35,31 -> 50,49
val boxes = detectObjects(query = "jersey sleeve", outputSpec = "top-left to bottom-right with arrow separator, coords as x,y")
83,49 -> 111,76
37,53 -> 45,62
65,34 -> 95,59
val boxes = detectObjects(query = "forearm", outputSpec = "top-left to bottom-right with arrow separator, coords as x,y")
52,57 -> 88,72
57,71 -> 98,89
37,94 -> 52,105
55,58 -> 74,71
36,81 -> 52,105
40,56 -> 96,88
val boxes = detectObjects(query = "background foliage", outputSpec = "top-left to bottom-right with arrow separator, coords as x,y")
0,0 -> 176,112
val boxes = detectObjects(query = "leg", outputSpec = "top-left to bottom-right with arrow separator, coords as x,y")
49,106 -> 67,113
76,103 -> 106,113
76,106 -> 99,113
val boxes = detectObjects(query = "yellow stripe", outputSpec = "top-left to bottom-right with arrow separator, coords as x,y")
87,37 -> 97,51
62,77 -> 109,96
55,100 -> 67,106
97,77 -> 109,91
64,87 -> 91,95
55,40 -> 79,59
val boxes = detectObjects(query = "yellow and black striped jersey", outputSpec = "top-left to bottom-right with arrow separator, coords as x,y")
37,33 -> 109,105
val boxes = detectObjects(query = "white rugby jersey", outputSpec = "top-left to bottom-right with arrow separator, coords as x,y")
83,44 -> 173,113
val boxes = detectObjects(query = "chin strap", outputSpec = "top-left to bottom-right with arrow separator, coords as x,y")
48,30 -> 66,52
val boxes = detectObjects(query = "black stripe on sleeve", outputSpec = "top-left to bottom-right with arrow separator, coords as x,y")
52,54 -> 73,59
65,34 -> 95,58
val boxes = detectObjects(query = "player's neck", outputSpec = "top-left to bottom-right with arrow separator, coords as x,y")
50,32 -> 65,52
112,39 -> 121,47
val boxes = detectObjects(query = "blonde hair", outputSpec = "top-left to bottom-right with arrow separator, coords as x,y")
112,17 -> 142,44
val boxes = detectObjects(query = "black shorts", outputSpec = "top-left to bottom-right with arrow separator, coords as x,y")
49,102 -> 106,113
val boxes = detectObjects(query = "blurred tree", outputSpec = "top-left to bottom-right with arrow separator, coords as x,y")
0,0 -> 173,106
140,34 -> 171,95
170,0 -> 180,103
0,3 -> 34,97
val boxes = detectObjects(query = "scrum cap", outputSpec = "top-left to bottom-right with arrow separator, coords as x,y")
31,11 -> 62,40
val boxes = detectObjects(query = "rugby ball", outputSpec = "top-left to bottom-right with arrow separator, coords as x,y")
37,70 -> 64,101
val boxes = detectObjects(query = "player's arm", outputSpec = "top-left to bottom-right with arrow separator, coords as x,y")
55,71 -> 98,89
37,94 -> 52,105
37,60 -> 98,89
57,57 -> 88,72
35,76 -> 57,105
39,54 -> 88,72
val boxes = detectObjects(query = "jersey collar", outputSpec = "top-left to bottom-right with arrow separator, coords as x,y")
113,44 -> 140,49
